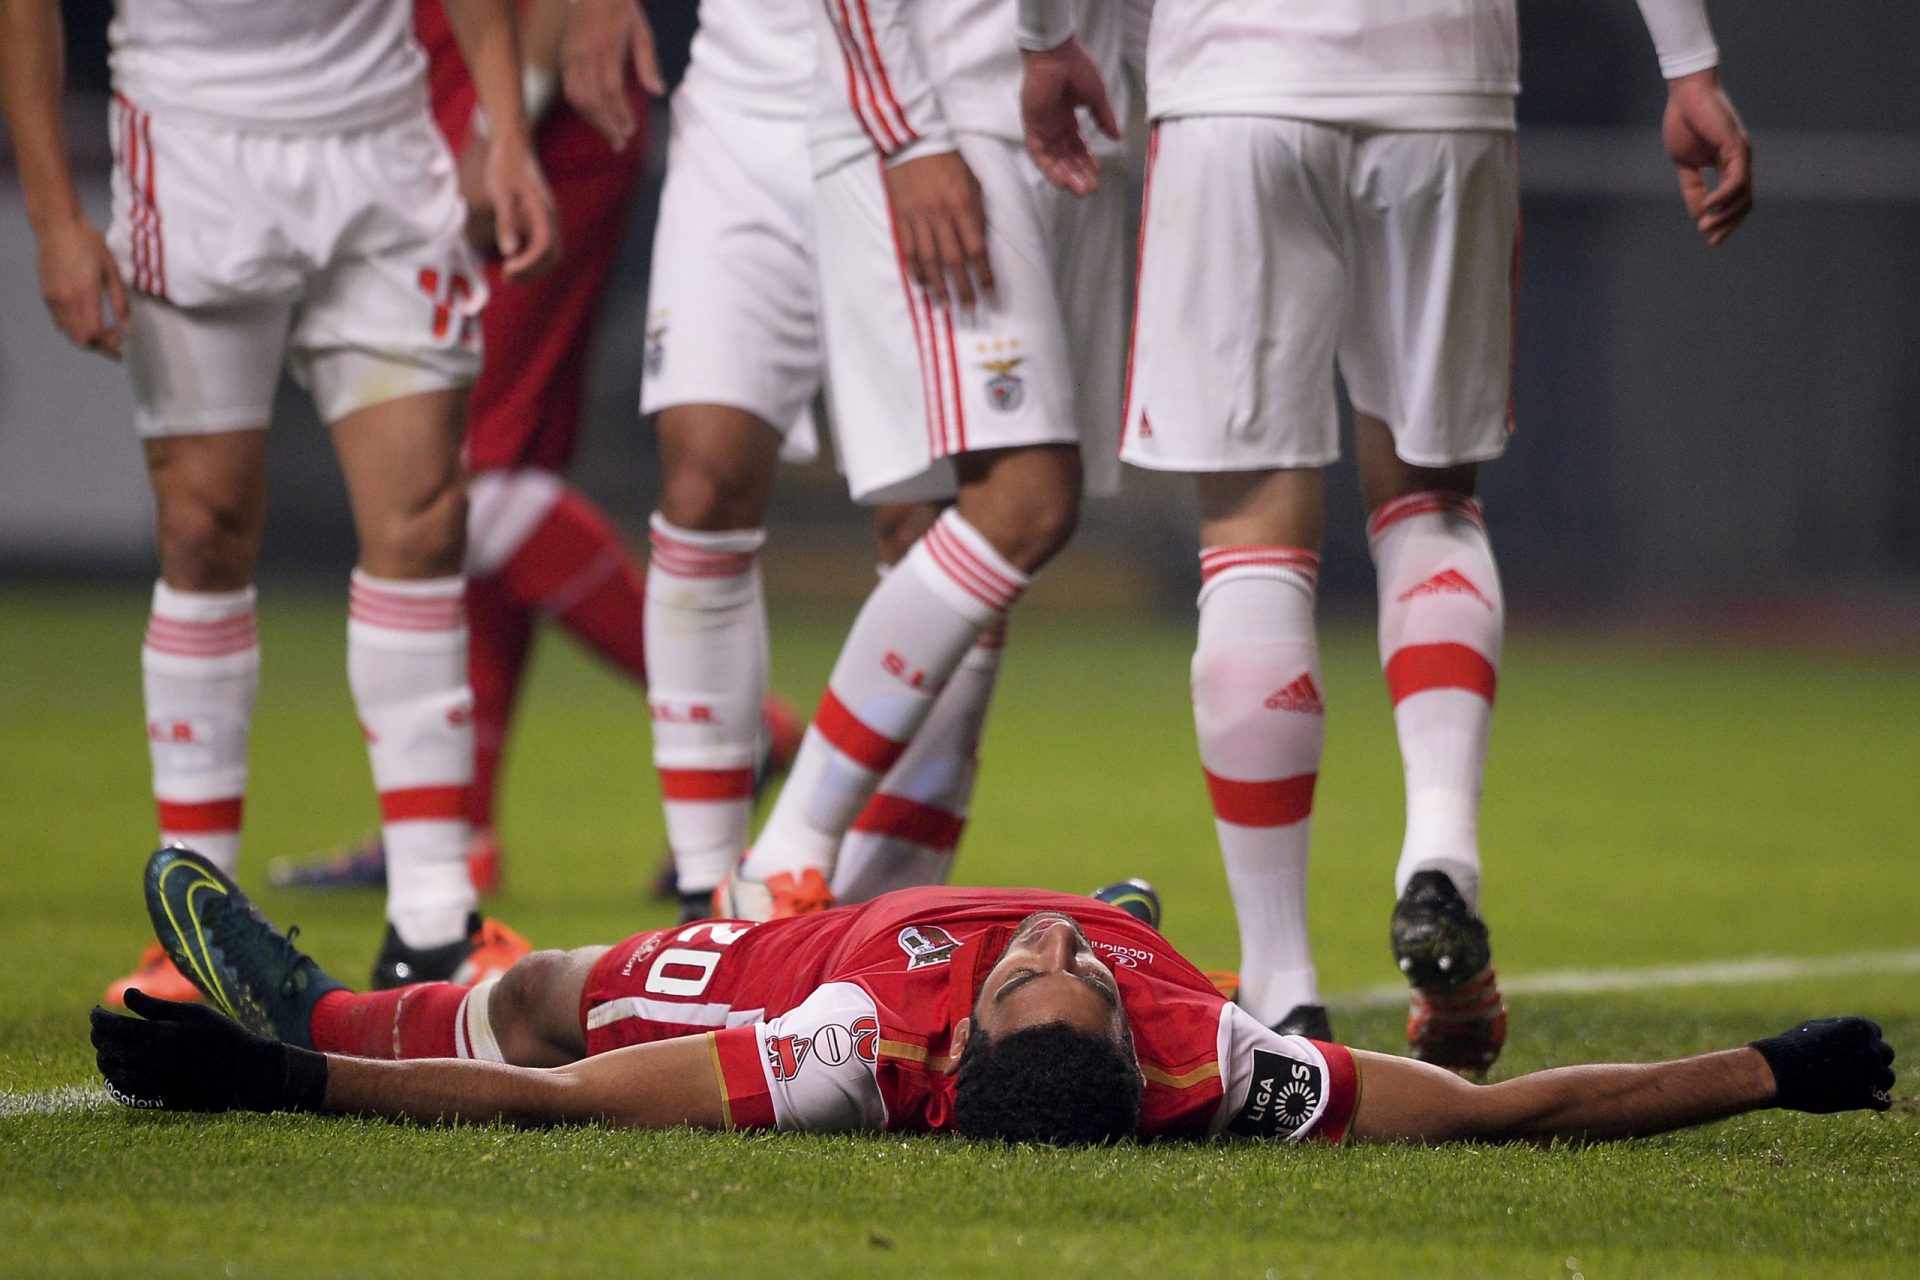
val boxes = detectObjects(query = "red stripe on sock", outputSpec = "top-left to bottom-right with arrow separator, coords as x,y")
1385,643 -> 1498,705
814,689 -> 908,775
850,793 -> 965,853
157,797 -> 243,834
1203,770 -> 1317,828
1367,492 -> 1486,540
309,983 -> 467,1059
659,767 -> 755,802
379,785 -> 468,823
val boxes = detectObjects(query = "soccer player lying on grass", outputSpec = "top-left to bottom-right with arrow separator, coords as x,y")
95,849 -> 1895,1144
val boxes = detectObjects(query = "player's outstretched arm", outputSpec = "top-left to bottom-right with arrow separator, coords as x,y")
1348,1017 -> 1894,1143
92,990 -> 730,1129
0,0 -> 130,358
560,0 -> 664,154
444,0 -> 560,279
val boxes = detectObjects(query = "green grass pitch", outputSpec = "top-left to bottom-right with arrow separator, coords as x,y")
1,582 -> 1915,1277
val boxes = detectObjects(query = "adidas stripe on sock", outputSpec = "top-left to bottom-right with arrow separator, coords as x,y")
1192,547 -> 1325,1026
1369,492 -> 1504,912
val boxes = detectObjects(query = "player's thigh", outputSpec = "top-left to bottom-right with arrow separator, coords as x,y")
491,945 -> 609,1066
1195,468 -> 1328,553
126,296 -> 291,586
327,388 -> 469,578
1121,117 -> 1349,476
641,100 -> 822,462
1353,412 -> 1479,513
1340,130 -> 1517,470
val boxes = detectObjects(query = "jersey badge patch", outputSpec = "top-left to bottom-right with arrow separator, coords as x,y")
981,357 -> 1025,412
1227,1049 -> 1323,1138
644,324 -> 668,377
897,925 -> 963,970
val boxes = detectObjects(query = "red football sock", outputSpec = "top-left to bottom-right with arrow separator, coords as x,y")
495,487 -> 648,683
309,984 -> 468,1059
465,574 -> 536,830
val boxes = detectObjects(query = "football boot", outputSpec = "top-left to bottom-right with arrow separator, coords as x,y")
369,914 -> 531,990
712,867 -> 834,921
1391,870 -> 1506,1072
1270,1003 -> 1335,1041
143,846 -> 345,1048
1090,878 -> 1162,929
104,939 -> 205,1009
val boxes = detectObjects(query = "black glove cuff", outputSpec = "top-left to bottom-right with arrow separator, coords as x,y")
1748,1034 -> 1814,1110
281,1045 -> 331,1112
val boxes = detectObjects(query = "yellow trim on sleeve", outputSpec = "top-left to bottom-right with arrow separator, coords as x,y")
704,1032 -> 734,1130
1141,1061 -> 1222,1090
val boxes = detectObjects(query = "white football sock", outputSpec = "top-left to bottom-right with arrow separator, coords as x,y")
1192,548 -> 1325,1026
1369,492 -> 1504,912
832,619 -> 1004,901
645,515 -> 769,894
144,582 -> 259,875
348,571 -> 476,949
455,978 -> 508,1062
746,511 -> 1025,884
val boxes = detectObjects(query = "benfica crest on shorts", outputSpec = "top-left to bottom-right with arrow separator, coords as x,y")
898,924 -> 963,970
981,357 -> 1025,412
644,325 -> 667,377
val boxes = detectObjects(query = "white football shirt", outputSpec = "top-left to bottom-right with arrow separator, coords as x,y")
109,0 -> 425,133
681,0 -> 816,121
1147,0 -> 1521,131
809,0 -> 1135,175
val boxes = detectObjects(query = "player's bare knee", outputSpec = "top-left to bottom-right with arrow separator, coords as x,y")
490,949 -> 586,1065
872,503 -> 938,566
153,499 -> 260,590
366,482 -> 467,579
956,448 -> 1083,572
657,460 -> 768,532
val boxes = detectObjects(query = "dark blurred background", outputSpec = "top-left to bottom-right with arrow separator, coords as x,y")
3,0 -> 1917,637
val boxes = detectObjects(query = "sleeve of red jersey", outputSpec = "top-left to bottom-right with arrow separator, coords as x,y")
819,0 -> 955,164
1211,1004 -> 1362,1143
706,982 -> 887,1132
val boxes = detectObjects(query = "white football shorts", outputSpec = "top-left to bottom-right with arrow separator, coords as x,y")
640,94 -> 821,462
1122,118 -> 1518,472
812,135 -> 1127,505
109,95 -> 484,437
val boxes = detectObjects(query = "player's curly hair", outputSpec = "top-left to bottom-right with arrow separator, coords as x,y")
952,1021 -> 1143,1145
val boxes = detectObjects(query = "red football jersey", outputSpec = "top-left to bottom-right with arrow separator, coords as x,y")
581,887 -> 1358,1142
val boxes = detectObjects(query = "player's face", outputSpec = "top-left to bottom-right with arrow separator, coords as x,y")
970,911 -> 1126,1041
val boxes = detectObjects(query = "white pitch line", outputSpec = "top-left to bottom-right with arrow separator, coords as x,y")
1334,948 -> 1920,1010
0,1084 -> 114,1117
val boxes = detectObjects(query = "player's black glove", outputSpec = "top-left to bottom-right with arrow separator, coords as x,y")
1750,1017 -> 1896,1114
90,988 -> 330,1114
